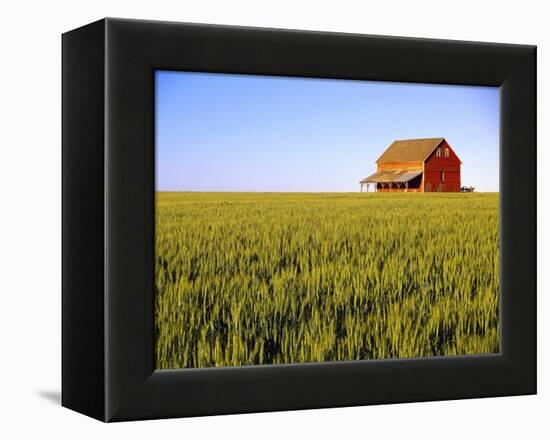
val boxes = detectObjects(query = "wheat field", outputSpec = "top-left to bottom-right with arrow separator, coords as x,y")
155,192 -> 499,369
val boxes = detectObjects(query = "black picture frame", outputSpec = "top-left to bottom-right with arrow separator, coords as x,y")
62,18 -> 536,422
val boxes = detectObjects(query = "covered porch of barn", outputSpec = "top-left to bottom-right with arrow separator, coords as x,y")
359,169 -> 423,192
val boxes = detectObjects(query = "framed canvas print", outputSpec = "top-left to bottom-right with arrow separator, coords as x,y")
62,18 -> 536,422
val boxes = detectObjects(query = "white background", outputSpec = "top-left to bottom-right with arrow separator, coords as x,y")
0,0 -> 547,437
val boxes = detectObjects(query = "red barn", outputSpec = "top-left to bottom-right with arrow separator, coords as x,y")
359,138 -> 461,192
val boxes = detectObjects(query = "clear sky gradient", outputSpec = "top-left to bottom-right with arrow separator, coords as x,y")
156,71 -> 499,192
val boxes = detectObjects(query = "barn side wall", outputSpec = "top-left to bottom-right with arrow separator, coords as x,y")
377,161 -> 423,171
376,162 -> 424,192
423,140 -> 461,192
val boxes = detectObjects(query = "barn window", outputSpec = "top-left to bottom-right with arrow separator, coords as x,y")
444,148 -> 450,158
441,170 -> 445,182
436,148 -> 441,157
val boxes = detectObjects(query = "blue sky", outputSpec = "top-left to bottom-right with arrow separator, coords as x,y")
156,71 -> 499,192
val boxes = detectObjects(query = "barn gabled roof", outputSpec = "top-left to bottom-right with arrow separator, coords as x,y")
376,138 -> 445,163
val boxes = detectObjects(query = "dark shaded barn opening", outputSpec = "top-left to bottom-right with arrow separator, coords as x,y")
375,173 -> 422,192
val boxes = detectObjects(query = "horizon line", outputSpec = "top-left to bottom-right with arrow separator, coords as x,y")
155,190 -> 500,193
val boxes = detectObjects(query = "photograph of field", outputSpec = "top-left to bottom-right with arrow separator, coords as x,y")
155,71 -> 500,369
156,192 -> 499,369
